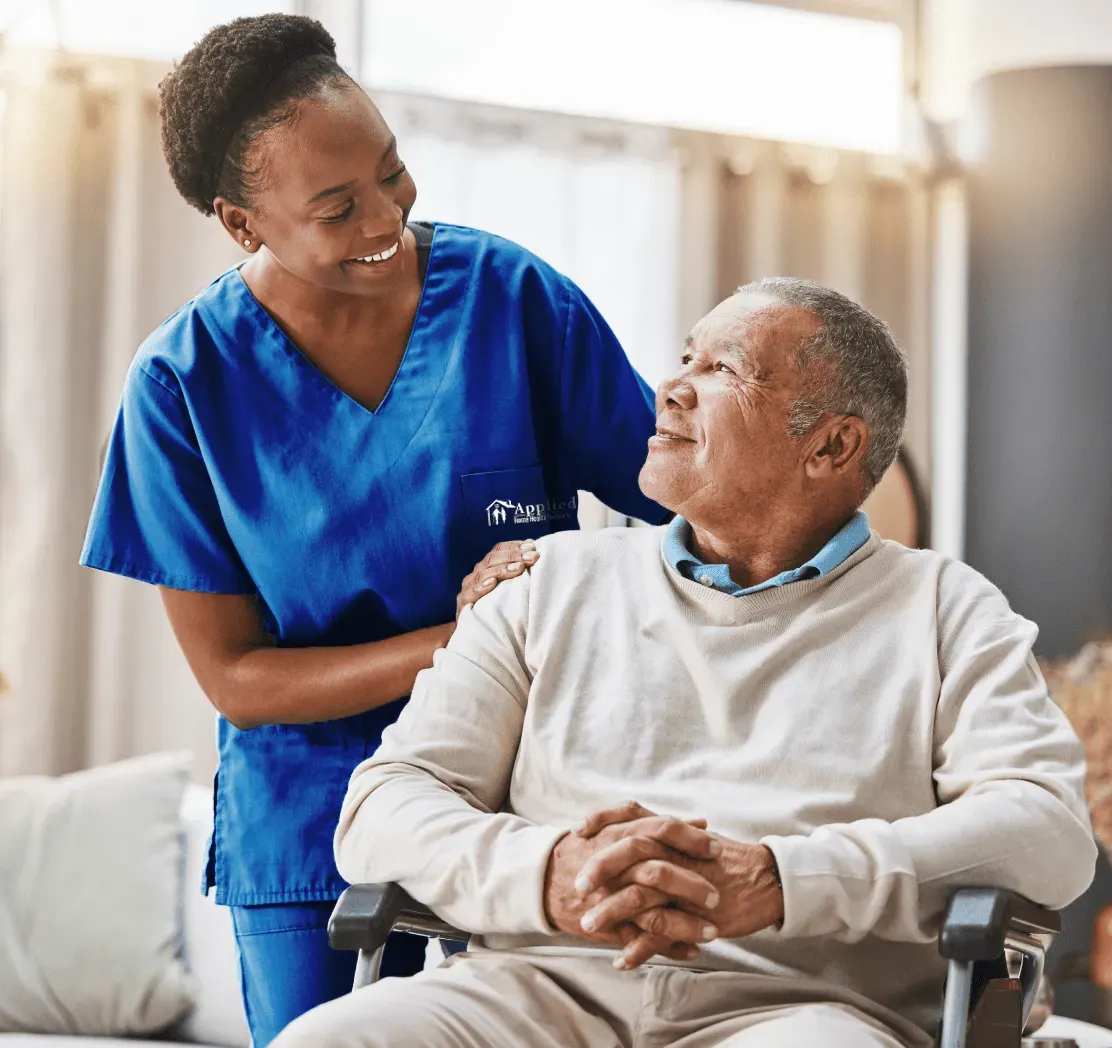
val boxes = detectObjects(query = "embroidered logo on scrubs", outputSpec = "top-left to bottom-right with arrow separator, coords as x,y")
485,495 -> 578,528
486,500 -> 515,526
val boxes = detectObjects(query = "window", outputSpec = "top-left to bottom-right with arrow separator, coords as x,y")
362,0 -> 905,153
0,0 -> 293,61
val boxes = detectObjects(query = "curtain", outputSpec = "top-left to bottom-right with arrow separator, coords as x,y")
0,52 -> 241,780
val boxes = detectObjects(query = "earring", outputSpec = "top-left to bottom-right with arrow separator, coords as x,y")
244,239 -> 252,248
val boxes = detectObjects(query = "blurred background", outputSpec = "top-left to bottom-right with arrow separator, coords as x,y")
1,0 -> 1111,777
0,0 -> 1110,1006
8,0 -> 1110,775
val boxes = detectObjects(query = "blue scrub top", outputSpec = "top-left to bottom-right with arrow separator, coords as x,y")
81,223 -> 667,905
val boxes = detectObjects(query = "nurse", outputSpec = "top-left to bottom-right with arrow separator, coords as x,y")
80,11 -> 666,1048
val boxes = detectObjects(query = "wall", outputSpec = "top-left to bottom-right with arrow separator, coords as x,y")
964,66 -> 1112,656
922,0 -> 1112,122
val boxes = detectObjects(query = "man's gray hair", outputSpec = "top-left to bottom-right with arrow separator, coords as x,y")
737,277 -> 908,486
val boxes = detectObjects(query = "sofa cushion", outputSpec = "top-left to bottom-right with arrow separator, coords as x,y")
1038,1014 -> 1112,1047
173,785 -> 249,1048
0,753 -> 196,1036
0,1038 -> 206,1048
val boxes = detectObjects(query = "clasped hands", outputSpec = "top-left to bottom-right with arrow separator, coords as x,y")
543,801 -> 784,971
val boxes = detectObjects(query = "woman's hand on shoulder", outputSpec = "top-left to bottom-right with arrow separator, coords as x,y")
456,540 -> 538,620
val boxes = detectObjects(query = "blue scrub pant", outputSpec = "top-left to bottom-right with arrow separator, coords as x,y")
230,901 -> 427,1048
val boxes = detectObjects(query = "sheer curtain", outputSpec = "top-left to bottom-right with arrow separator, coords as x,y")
376,94 -> 683,382
0,52 -> 240,779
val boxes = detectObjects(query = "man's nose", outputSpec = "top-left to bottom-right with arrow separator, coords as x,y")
657,374 -> 696,412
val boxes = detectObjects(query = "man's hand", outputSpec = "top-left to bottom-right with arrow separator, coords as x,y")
544,802 -> 722,965
573,802 -> 785,970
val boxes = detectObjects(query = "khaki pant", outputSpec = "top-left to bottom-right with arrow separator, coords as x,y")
271,951 -> 933,1048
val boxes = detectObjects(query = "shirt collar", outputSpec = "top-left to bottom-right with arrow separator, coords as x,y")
662,511 -> 871,597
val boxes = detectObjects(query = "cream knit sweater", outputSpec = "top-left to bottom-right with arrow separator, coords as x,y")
336,526 -> 1095,1031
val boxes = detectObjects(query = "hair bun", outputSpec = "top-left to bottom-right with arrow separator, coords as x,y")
159,14 -> 340,214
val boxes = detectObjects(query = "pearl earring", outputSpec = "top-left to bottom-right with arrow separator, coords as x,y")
244,239 -> 252,248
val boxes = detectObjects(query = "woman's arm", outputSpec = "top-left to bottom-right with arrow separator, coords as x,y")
159,539 -> 538,729
160,587 -> 453,729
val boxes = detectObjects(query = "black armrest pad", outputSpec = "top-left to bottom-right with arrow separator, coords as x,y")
328,883 -> 466,951
939,888 -> 1060,961
328,883 -> 410,952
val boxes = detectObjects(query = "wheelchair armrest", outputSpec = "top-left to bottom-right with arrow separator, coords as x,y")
939,888 -> 1060,962
328,883 -> 468,953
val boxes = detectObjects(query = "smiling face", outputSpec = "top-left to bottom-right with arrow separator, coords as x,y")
215,80 -> 418,298
639,292 -> 825,524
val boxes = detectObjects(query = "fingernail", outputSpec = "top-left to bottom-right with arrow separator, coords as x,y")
508,562 -> 522,572
480,578 -> 495,588
708,840 -> 722,857
706,890 -> 720,908
520,540 -> 536,550
685,947 -> 700,960
702,925 -> 717,941
574,874 -> 591,893
580,914 -> 598,932
613,957 -> 630,971
522,551 -> 537,562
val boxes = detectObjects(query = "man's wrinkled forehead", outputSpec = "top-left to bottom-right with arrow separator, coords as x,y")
688,292 -> 820,367
707,289 -> 784,324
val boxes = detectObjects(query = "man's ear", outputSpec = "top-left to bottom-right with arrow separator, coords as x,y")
805,416 -> 868,479
213,198 -> 258,252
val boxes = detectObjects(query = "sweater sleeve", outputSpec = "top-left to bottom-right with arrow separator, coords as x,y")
761,560 -> 1096,943
333,566 -> 565,936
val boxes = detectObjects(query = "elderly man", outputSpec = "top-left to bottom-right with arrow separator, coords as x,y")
274,278 -> 1095,1048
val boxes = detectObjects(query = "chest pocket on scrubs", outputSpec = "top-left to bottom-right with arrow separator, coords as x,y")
461,467 -> 574,550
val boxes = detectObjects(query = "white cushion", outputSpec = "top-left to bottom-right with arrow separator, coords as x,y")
1038,1014 -> 1112,1047
0,753 -> 196,1037
0,1037 -> 208,1047
173,785 -> 249,1048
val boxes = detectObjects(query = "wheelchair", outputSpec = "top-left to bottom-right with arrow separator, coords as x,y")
328,882 -> 1068,1048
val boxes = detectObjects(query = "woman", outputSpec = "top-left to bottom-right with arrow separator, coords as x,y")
80,12 -> 666,1047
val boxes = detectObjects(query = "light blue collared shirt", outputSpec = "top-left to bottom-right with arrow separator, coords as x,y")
663,511 -> 871,597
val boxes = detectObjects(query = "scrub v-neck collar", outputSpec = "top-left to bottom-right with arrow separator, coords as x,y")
201,224 -> 459,471
230,232 -> 435,420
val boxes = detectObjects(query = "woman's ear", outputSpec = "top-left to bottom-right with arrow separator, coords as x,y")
213,198 -> 258,252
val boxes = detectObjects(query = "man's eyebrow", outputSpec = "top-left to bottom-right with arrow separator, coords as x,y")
720,338 -> 751,366
683,334 -> 749,366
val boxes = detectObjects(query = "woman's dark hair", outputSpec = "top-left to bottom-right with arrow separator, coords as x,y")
159,14 -> 352,216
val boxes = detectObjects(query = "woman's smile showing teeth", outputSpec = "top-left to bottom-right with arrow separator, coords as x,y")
349,240 -> 400,264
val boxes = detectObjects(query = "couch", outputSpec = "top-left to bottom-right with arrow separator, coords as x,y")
0,781 -> 249,1048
